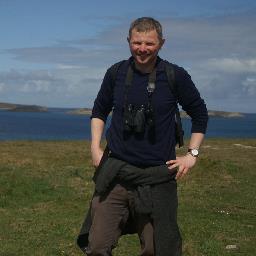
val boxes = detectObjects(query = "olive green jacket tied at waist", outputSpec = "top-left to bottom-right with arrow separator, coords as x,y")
77,157 -> 182,256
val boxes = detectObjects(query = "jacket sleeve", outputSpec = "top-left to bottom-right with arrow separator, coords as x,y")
91,68 -> 114,122
175,67 -> 208,134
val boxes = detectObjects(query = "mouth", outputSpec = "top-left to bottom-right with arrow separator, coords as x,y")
137,54 -> 149,60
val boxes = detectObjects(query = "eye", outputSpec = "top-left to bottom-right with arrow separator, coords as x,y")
132,41 -> 141,46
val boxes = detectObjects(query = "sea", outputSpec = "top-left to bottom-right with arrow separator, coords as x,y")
0,108 -> 255,141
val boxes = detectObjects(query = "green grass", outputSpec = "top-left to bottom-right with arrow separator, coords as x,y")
0,139 -> 255,255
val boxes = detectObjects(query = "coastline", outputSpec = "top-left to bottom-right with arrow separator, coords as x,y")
0,102 -> 250,117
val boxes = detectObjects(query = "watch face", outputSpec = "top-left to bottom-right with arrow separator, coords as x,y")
190,149 -> 199,156
192,149 -> 198,155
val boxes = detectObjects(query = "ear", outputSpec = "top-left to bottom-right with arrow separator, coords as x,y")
127,37 -> 130,43
159,38 -> 165,49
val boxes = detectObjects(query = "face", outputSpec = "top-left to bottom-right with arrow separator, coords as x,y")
128,29 -> 165,70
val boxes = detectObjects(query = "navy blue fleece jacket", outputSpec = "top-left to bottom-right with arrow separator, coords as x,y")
91,57 -> 208,167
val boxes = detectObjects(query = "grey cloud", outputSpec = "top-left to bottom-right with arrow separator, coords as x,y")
190,69 -> 256,113
5,45 -> 129,68
5,11 -> 255,68
6,47 -> 88,66
160,12 -> 256,112
0,68 -> 104,107
192,57 -> 256,99
0,69 -> 57,82
161,12 -> 256,62
0,69 -> 66,94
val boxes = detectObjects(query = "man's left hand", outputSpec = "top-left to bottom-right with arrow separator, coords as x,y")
166,154 -> 197,180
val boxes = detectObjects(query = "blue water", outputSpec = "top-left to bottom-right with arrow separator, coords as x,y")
0,109 -> 255,141
0,109 -> 90,141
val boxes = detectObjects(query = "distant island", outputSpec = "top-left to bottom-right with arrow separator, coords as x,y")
68,108 -> 245,118
180,110 -> 244,118
0,102 -> 47,112
67,108 -> 92,115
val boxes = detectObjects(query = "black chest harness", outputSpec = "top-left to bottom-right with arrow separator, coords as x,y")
124,63 -> 156,106
110,59 -> 184,147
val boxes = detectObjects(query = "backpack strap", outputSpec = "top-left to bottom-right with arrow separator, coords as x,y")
109,60 -> 126,87
163,61 -> 184,147
164,61 -> 177,98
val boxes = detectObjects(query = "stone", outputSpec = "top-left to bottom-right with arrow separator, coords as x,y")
225,244 -> 240,251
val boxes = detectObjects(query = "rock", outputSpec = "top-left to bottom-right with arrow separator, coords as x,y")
225,244 -> 240,251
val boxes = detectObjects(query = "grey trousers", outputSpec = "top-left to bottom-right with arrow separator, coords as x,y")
86,183 -> 154,256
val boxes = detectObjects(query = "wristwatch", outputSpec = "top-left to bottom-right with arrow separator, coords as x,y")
187,148 -> 199,157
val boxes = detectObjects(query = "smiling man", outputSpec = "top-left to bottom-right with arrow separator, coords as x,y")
128,25 -> 165,73
77,17 -> 208,256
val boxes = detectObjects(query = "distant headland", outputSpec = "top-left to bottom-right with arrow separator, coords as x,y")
0,102 -> 47,112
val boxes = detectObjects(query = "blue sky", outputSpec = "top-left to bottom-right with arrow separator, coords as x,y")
0,0 -> 256,113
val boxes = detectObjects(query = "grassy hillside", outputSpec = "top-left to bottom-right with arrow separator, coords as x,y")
0,139 -> 255,255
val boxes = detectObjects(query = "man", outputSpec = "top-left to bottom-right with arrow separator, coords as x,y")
77,17 -> 208,256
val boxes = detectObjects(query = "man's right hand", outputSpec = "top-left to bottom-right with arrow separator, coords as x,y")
91,146 -> 104,168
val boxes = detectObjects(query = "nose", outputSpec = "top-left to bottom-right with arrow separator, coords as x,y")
138,43 -> 147,53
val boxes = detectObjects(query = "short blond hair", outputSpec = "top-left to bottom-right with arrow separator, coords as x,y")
128,17 -> 163,40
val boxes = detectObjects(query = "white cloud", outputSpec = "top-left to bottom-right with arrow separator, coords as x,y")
242,77 -> 256,96
0,83 -> 4,92
206,58 -> 256,73
19,80 -> 51,93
